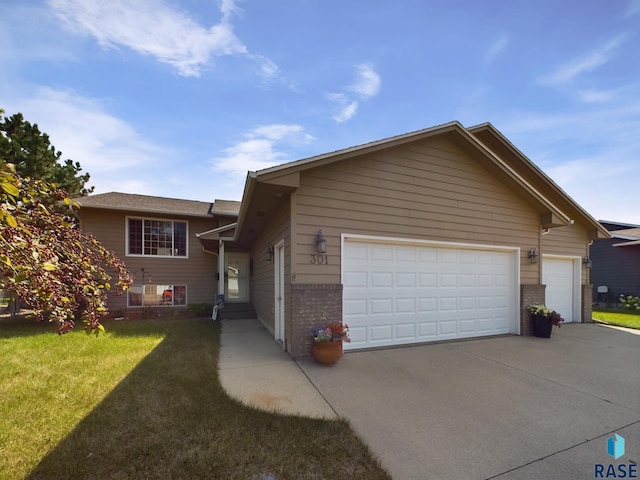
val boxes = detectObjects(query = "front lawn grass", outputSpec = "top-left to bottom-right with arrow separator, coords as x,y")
592,308 -> 640,330
1,316 -> 390,480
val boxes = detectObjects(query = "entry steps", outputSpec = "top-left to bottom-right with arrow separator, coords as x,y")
219,303 -> 257,321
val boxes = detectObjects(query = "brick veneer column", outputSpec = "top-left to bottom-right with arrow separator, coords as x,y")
520,284 -> 546,336
582,284 -> 593,323
290,284 -> 343,360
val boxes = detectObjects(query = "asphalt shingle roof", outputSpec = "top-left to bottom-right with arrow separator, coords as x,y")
77,192 -> 216,217
615,227 -> 640,239
212,199 -> 242,216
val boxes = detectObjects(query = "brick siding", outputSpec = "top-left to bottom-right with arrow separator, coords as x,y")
582,284 -> 593,323
520,284 -> 546,335
290,284 -> 343,360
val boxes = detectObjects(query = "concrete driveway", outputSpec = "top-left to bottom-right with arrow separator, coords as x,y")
298,324 -> 640,479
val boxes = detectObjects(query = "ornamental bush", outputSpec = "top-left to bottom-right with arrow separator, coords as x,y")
619,294 -> 640,310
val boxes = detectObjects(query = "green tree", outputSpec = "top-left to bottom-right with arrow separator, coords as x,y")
0,160 -> 131,333
0,110 -> 93,198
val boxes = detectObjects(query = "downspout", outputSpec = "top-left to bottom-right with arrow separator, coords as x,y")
218,240 -> 225,295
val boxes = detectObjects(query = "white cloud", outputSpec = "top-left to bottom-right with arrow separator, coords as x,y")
485,34 -> 509,63
625,0 -> 640,17
3,87 -> 164,195
538,35 -> 628,86
212,124 -> 315,176
47,0 -> 275,78
327,63 -> 381,123
577,89 -> 616,103
346,64 -> 382,98
495,95 -> 640,223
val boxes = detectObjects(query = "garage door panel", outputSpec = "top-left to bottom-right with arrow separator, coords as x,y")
372,272 -> 393,287
344,271 -> 367,288
419,274 -> 437,287
396,272 -> 416,287
371,298 -> 392,314
349,325 -> 368,345
440,250 -> 458,263
440,274 -> 458,287
371,325 -> 393,342
396,247 -> 416,262
419,297 -> 437,312
343,240 -> 517,350
459,319 -> 476,333
372,247 -> 393,262
396,298 -> 416,313
344,298 -> 367,316
439,320 -> 458,335
460,297 -> 476,310
396,323 -> 416,339
477,317 -> 495,331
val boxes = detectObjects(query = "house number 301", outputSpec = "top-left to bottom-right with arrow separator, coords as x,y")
310,255 -> 328,264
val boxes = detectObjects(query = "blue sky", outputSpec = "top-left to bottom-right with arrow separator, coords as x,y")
1,0 -> 639,223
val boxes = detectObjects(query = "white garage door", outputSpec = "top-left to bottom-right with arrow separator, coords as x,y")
542,257 -> 578,323
342,238 -> 518,350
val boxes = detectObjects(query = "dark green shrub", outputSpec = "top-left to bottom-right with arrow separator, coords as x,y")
187,303 -> 213,317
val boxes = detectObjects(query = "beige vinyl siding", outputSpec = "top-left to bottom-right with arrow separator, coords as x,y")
291,136 -> 541,284
542,223 -> 590,284
250,201 -> 291,334
80,209 -> 217,310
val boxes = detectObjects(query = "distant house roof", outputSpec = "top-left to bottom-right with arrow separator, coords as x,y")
611,227 -> 640,247
615,228 -> 640,239
598,220 -> 640,232
76,192 -> 215,218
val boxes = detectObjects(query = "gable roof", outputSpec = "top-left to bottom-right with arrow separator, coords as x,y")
234,121 -> 609,245
468,123 -> 609,239
77,192 -> 214,218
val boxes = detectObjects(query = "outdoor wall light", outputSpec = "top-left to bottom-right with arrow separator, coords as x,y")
315,230 -> 326,254
528,247 -> 539,264
583,256 -> 592,269
266,244 -> 274,262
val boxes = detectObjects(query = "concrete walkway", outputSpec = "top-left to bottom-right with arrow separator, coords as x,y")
218,318 -> 336,419
219,319 -> 640,479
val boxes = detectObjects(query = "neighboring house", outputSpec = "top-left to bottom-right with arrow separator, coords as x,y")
77,193 -> 240,314
79,121 -> 609,359
590,220 -> 640,305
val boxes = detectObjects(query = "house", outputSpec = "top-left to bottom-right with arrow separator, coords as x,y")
77,193 -> 240,314
78,121 -> 609,359
590,220 -> 640,305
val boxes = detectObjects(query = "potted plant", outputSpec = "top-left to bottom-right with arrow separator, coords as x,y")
310,323 -> 350,365
528,305 -> 564,338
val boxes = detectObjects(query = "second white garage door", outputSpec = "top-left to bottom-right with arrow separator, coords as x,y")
342,237 -> 519,350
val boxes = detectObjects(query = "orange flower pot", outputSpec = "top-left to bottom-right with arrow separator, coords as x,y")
312,341 -> 343,365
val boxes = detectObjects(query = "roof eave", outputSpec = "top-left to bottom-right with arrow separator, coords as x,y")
76,203 -> 213,218
468,123 -> 611,239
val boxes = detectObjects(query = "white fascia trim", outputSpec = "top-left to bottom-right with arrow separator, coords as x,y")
613,240 -> 640,247
195,222 -> 238,238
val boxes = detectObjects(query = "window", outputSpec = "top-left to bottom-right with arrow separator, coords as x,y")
128,285 -> 187,307
127,218 -> 187,257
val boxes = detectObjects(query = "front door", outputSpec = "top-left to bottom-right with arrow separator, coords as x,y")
225,253 -> 250,302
